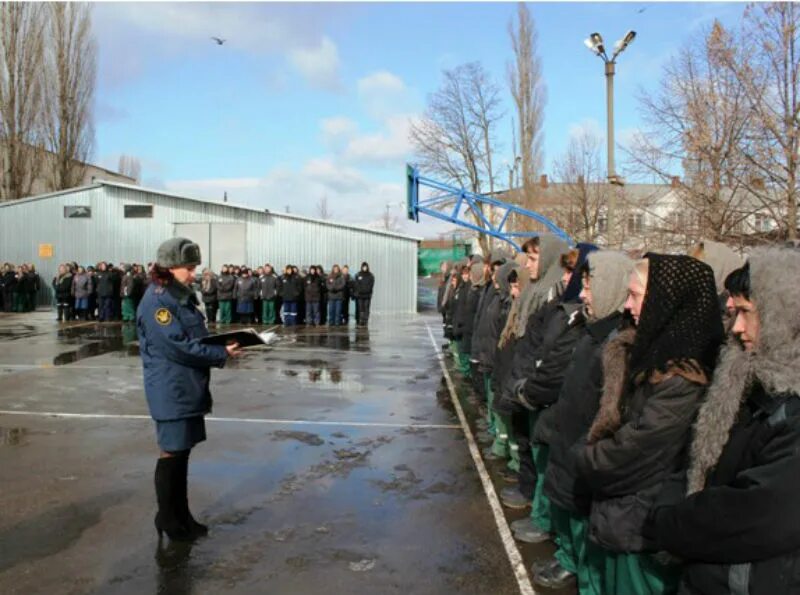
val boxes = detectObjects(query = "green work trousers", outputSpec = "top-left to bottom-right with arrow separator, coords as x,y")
219,300 -> 233,324
121,297 -> 136,322
455,340 -> 471,377
550,506 -> 604,594
262,299 -> 276,324
601,551 -> 680,595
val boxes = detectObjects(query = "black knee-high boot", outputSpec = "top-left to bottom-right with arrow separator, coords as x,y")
154,456 -> 194,541
175,451 -> 208,537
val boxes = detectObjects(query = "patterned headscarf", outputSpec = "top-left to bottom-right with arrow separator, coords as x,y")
629,254 -> 724,382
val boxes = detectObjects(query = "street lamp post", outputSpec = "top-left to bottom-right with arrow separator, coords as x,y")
584,30 -> 636,247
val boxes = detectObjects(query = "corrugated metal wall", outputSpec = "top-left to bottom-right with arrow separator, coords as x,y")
0,185 -> 419,313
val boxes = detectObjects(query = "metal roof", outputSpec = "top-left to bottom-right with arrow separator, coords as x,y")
0,180 -> 423,242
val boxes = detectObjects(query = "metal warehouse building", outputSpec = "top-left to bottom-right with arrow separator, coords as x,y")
0,181 -> 420,314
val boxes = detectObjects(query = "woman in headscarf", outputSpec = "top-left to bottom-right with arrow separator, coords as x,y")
650,248 -> 800,594
576,254 -> 724,594
534,251 -> 634,591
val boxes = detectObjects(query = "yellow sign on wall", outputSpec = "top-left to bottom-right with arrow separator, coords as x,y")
38,244 -> 54,259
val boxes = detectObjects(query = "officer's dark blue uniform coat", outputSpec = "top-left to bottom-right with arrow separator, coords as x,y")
137,281 -> 227,421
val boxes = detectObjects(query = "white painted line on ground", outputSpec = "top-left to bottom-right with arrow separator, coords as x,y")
425,322 -> 537,595
0,409 -> 460,430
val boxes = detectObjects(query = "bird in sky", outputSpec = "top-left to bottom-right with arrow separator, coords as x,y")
211,37 -> 226,45
636,6 -> 648,14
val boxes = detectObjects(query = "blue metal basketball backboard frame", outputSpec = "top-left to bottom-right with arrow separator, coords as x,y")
406,164 -> 571,251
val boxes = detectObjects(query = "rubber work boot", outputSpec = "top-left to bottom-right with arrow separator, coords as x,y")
533,561 -> 576,590
510,516 -> 536,533
531,557 -> 559,576
500,486 -> 531,510
154,457 -> 195,542
175,452 -> 208,538
514,522 -> 551,544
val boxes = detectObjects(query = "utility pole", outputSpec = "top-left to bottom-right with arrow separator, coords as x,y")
584,30 -> 636,247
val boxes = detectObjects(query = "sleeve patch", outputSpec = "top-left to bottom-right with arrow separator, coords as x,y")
155,308 -> 173,325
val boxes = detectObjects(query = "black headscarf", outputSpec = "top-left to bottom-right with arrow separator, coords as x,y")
561,242 -> 599,303
629,253 -> 724,381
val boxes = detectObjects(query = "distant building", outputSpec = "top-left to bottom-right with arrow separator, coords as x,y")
0,180 -> 420,313
0,143 -> 136,201
483,174 -> 789,254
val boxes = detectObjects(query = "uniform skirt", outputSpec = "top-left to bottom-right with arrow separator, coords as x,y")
156,416 -> 207,452
236,300 -> 254,314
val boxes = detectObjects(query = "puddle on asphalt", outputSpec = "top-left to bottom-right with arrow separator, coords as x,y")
52,324 -> 139,365
282,329 -> 372,353
0,427 -> 27,446
0,325 -> 39,341
271,430 -> 325,446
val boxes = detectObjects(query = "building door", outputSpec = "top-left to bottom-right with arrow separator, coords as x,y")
210,223 -> 246,270
173,223 -> 211,271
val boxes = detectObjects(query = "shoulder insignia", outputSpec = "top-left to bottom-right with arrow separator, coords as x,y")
155,308 -> 172,325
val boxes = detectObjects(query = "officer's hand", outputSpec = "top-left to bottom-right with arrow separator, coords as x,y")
225,342 -> 243,357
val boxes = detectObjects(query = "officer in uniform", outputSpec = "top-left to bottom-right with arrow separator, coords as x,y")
137,238 -> 241,542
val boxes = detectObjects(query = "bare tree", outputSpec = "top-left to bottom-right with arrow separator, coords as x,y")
0,2 -> 46,201
118,154 -> 141,183
507,2 -> 546,221
315,194 -> 332,220
624,21 -> 756,244
712,3 -> 800,240
409,62 -> 502,255
551,129 -> 606,241
379,204 -> 401,232
44,2 -> 96,192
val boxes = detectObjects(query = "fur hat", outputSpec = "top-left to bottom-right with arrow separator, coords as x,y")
156,237 -> 201,268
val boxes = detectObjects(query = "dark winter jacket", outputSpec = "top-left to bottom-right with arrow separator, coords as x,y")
325,274 -> 346,300
121,273 -> 138,298
95,271 -> 115,298
459,285 -> 483,356
491,300 -> 559,417
543,312 -> 622,516
137,281 -> 227,421
652,386 -> 800,595
437,280 -> 447,315
72,273 -> 93,299
517,303 -> 586,413
471,286 -> 501,372
304,274 -> 323,302
217,274 -> 235,301
258,274 -> 279,300
452,280 -> 473,340
53,273 -> 74,301
649,247 -> 800,595
281,274 -> 303,302
353,269 -> 375,298
200,275 -> 218,304
234,276 -> 257,302
576,374 -> 706,553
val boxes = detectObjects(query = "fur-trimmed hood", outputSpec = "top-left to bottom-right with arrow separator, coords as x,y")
687,247 -> 800,494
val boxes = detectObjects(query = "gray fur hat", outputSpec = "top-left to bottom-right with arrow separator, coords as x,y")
156,237 -> 201,268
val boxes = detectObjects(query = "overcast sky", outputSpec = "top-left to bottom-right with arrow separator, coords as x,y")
92,2 -> 745,238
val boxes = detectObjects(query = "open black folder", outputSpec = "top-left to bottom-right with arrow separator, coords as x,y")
200,328 -> 278,348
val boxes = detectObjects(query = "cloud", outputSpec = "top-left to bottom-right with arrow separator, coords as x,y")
567,118 -> 604,141
343,115 -> 414,165
356,70 -> 418,120
162,158 -> 408,227
92,3 -> 346,89
288,37 -> 342,91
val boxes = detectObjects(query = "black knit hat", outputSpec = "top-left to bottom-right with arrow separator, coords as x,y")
629,253 -> 724,381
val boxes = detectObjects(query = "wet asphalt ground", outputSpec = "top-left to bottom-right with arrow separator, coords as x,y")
0,311 -> 574,595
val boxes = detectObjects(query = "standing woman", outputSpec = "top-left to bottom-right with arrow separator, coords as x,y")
234,267 -> 257,325
576,254 -> 724,594
137,238 -> 241,541
326,265 -> 346,326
